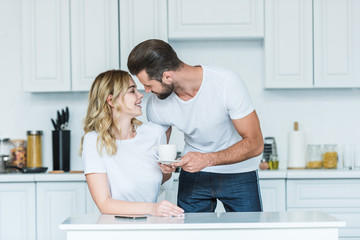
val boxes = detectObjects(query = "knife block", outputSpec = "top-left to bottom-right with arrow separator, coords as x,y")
52,130 -> 70,172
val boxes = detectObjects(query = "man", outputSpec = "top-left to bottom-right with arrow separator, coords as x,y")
127,39 -> 264,212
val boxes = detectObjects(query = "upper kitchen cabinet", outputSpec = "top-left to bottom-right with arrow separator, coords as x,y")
22,0 -> 119,92
313,0 -> 360,88
265,0 -> 360,89
168,0 -> 264,40
264,0 -> 313,88
119,0 -> 168,90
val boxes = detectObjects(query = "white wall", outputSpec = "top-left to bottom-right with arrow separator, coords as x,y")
1,0 -> 360,171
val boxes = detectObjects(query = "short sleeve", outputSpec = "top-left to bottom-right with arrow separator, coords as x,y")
82,132 -> 106,174
224,71 -> 255,120
146,94 -> 171,131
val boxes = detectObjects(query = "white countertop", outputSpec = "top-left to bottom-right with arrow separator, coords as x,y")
286,169 -> 360,179
60,211 -> 345,230
0,173 -> 85,182
1,169 -> 360,182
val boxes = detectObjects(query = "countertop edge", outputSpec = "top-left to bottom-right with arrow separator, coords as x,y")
2,169 -> 360,183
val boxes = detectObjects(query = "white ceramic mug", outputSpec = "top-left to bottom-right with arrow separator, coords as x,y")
152,144 -> 177,161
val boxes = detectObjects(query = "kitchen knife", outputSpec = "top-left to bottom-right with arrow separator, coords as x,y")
61,109 -> 66,129
51,118 -> 58,130
56,118 -> 60,130
57,110 -> 62,125
65,106 -> 69,128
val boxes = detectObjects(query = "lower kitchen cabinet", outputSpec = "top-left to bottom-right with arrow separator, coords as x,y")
259,179 -> 286,211
36,182 -> 86,240
287,179 -> 360,239
161,176 -> 286,212
0,182 -> 36,240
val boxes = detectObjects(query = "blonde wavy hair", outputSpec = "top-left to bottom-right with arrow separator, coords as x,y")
80,70 -> 142,156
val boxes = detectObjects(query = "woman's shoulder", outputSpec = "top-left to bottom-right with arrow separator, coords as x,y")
83,131 -> 98,144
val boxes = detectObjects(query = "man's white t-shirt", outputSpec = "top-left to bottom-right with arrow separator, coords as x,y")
147,65 -> 261,174
82,122 -> 166,203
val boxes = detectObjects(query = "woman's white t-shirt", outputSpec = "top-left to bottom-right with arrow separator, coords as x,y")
82,122 -> 166,203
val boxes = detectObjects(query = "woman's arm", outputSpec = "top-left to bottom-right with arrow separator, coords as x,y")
159,164 -> 176,184
86,173 -> 183,216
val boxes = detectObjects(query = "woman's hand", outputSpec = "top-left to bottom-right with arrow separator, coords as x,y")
151,200 -> 184,217
159,163 -> 176,174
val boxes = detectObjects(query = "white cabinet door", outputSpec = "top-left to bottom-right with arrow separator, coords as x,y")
0,183 -> 36,240
314,0 -> 360,88
168,0 -> 264,40
71,0 -> 119,91
260,179 -> 286,211
36,182 -> 86,240
22,0 -> 71,92
119,0 -> 168,89
22,0 -> 119,92
264,0 -> 313,88
287,179 -> 360,239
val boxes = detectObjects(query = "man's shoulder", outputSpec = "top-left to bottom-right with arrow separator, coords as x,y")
203,65 -> 241,82
203,65 -> 237,75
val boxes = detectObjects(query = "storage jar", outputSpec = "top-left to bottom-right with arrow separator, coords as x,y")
306,144 -> 322,169
10,139 -> 26,168
322,144 -> 338,169
26,130 -> 43,168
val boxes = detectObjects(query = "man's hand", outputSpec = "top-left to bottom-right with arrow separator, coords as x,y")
171,152 -> 212,173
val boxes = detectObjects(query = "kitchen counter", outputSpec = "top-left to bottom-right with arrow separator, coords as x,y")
1,169 -> 360,182
286,169 -> 360,179
60,211 -> 345,240
0,173 -> 85,182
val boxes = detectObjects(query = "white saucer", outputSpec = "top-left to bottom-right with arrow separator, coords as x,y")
156,159 -> 180,164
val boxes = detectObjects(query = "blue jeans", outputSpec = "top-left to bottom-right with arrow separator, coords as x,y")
177,170 -> 262,212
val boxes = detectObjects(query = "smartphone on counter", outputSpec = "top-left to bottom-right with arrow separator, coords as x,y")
115,215 -> 147,220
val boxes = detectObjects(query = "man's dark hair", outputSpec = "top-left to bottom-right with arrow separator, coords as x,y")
127,39 -> 183,81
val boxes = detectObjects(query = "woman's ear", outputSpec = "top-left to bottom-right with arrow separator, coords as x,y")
162,71 -> 173,84
106,94 -> 114,107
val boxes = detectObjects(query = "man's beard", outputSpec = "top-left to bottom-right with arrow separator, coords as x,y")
155,81 -> 174,100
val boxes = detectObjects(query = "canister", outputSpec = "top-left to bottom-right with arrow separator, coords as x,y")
306,144 -> 322,169
26,130 -> 43,168
10,139 -> 27,168
0,138 -> 11,156
322,144 -> 338,169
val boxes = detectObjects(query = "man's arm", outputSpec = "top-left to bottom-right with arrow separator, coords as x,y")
172,110 -> 264,172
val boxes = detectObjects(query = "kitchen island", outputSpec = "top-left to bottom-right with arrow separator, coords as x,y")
60,211 -> 345,240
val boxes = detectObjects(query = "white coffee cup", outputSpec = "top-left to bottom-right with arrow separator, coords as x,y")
152,144 -> 177,161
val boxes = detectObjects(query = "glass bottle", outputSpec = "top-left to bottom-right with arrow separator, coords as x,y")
269,154 -> 279,170
306,144 -> 322,169
0,138 -> 11,156
26,130 -> 43,168
322,144 -> 338,169
10,139 -> 27,168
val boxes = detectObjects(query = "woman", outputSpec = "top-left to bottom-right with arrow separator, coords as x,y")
80,70 -> 183,217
